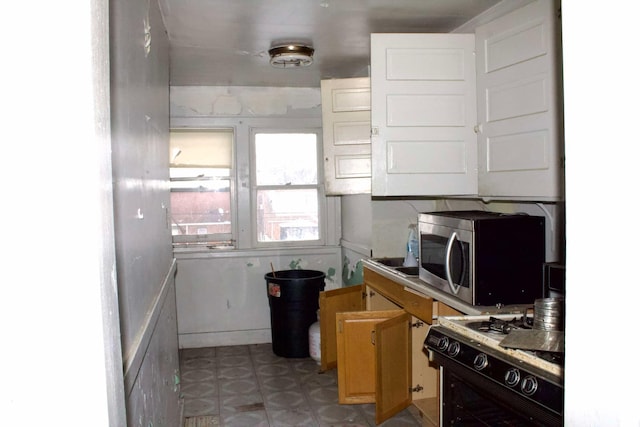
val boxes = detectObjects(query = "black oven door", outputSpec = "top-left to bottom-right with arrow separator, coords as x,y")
440,361 -> 562,427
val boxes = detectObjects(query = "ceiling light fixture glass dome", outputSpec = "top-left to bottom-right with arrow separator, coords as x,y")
268,44 -> 314,68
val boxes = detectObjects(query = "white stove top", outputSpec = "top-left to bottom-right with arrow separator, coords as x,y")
437,314 -> 564,378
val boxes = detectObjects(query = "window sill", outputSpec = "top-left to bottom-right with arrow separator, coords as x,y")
173,244 -> 341,260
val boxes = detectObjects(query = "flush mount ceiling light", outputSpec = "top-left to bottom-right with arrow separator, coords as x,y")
268,44 -> 314,68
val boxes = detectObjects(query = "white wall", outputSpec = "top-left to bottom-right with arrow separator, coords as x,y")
175,248 -> 340,347
563,1 -> 640,425
371,199 -> 439,258
110,0 -> 181,424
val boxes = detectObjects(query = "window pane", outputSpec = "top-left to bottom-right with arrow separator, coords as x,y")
169,128 -> 234,246
170,183 -> 231,236
170,129 -> 232,168
257,189 -> 318,242
255,133 -> 317,185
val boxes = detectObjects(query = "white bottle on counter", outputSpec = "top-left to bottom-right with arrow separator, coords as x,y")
403,224 -> 419,267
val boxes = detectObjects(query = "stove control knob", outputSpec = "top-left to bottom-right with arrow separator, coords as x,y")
504,368 -> 521,387
436,336 -> 449,351
447,341 -> 460,357
473,353 -> 489,371
521,375 -> 538,395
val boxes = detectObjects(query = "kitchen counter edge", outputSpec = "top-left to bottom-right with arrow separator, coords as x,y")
362,258 -> 530,316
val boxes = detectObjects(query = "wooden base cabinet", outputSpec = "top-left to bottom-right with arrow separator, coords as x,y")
336,309 -> 412,424
319,268 -> 440,425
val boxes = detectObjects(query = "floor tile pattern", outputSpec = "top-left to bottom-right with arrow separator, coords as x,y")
180,344 -> 422,426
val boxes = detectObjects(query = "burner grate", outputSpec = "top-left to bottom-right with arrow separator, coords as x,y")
465,316 -> 532,335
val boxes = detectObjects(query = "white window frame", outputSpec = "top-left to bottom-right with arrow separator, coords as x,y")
250,127 -> 326,248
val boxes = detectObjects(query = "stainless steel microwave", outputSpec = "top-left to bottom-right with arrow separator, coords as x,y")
418,210 -> 545,307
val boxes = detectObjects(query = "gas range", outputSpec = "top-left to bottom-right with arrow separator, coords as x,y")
425,314 -> 564,425
436,314 -> 564,377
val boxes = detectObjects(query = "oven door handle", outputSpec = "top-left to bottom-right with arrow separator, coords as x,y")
445,232 -> 462,295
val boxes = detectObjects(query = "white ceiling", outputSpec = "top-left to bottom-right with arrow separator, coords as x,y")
159,0 -> 503,87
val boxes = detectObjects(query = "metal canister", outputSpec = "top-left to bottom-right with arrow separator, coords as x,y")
533,297 -> 565,331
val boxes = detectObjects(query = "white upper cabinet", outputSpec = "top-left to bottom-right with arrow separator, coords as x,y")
476,0 -> 563,200
370,33 -> 478,197
321,77 -> 372,195
369,0 -> 563,200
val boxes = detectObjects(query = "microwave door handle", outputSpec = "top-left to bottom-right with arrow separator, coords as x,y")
445,232 -> 462,295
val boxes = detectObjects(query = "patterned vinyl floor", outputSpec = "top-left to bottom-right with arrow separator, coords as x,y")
180,344 -> 423,426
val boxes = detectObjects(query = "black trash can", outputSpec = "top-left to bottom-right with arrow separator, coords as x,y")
265,269 -> 326,358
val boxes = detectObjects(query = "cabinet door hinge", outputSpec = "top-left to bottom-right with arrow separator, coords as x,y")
409,385 -> 424,393
364,290 -> 375,299
410,320 -> 425,329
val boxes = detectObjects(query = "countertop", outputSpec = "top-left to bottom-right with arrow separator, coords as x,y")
362,258 -> 532,316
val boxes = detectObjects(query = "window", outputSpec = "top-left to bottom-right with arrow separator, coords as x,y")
169,125 -> 327,252
252,131 -> 323,246
169,129 -> 234,248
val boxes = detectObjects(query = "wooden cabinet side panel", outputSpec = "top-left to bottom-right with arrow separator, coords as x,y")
375,312 -> 412,424
412,322 -> 439,400
319,285 -> 364,371
432,300 -> 463,319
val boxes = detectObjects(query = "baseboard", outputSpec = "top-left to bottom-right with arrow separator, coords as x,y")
179,329 -> 271,348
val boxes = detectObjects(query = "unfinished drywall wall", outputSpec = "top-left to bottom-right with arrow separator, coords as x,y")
170,86 -> 321,118
110,0 -> 180,424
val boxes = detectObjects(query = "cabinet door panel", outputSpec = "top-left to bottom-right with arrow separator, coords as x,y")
485,19 -> 547,73
375,311 -> 412,424
371,33 -> 477,196
387,140 -> 467,174
334,121 -> 371,146
476,0 -> 563,200
334,154 -> 371,179
332,87 -> 370,112
487,129 -> 549,172
336,310 -> 404,404
319,286 -> 364,371
387,94 -> 467,127
386,48 -> 467,80
321,78 -> 372,195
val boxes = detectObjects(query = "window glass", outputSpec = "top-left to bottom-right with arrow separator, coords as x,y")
169,129 -> 233,247
255,133 -> 317,185
253,132 -> 321,244
257,189 -> 319,242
